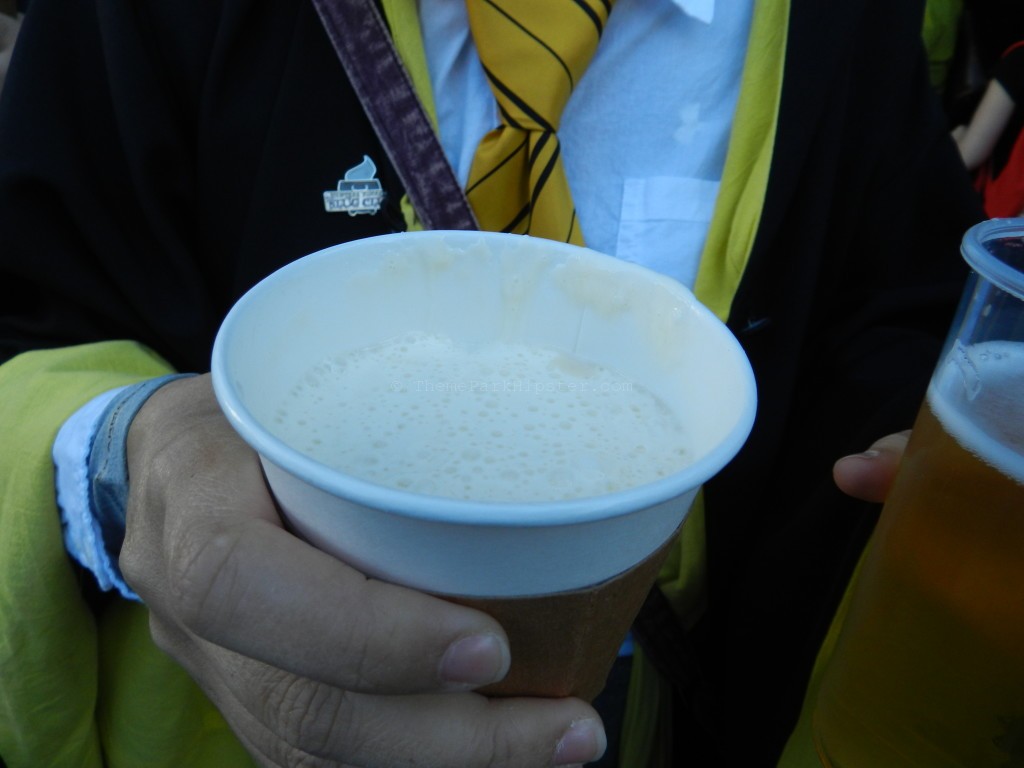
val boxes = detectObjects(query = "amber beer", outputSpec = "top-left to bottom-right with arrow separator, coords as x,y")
813,339 -> 1024,767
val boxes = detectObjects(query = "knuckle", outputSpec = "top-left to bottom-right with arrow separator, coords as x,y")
117,540 -> 145,591
332,580 -> 438,694
147,613 -> 176,656
486,720 -> 525,768
166,522 -> 247,638
336,618 -> 377,691
479,702 -> 563,768
120,485 -> 162,593
262,673 -> 358,765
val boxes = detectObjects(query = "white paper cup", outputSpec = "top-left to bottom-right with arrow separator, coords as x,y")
211,231 -> 755,600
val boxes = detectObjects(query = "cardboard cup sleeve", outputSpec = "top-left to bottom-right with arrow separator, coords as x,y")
448,524 -> 681,702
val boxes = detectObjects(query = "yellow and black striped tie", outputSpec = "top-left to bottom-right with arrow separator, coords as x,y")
465,0 -> 614,245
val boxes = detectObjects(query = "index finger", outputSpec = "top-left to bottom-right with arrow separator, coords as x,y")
832,430 -> 911,504
167,509 -> 513,695
122,377 -> 511,696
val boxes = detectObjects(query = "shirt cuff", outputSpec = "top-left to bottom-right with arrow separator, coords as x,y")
54,373 -> 195,600
54,385 -> 130,596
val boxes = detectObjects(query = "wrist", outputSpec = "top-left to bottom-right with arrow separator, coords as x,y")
53,373 -> 197,600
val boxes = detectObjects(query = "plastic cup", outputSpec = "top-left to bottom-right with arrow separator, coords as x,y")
812,218 -> 1024,766
211,230 -> 756,700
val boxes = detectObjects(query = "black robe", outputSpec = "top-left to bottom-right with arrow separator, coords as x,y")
0,0 -> 984,763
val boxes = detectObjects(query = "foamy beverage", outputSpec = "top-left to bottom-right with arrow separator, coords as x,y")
209,230 -> 757,596
813,340 -> 1024,767
212,231 -> 756,700
271,332 -> 693,503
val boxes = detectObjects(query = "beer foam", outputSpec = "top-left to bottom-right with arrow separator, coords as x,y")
930,340 -> 1024,485
270,332 -> 693,502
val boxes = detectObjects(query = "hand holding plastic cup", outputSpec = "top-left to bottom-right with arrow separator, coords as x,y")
211,231 -> 756,700
812,218 -> 1024,767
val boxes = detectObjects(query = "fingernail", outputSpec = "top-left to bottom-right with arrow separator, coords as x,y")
840,450 -> 879,463
554,719 -> 607,766
439,633 -> 510,688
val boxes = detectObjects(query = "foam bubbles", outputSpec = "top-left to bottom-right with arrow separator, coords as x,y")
271,332 -> 693,502
932,340 -> 1024,484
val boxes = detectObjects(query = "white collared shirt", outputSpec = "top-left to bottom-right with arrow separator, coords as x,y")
419,0 -> 753,287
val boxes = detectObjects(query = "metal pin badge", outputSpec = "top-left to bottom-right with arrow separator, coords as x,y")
323,155 -> 385,215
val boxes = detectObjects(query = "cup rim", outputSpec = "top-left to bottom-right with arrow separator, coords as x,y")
962,218 -> 1024,301
211,231 -> 758,528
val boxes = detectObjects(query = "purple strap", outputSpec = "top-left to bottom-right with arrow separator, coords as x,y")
311,0 -> 479,231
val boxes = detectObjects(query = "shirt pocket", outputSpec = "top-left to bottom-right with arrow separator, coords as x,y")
616,177 -> 720,289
